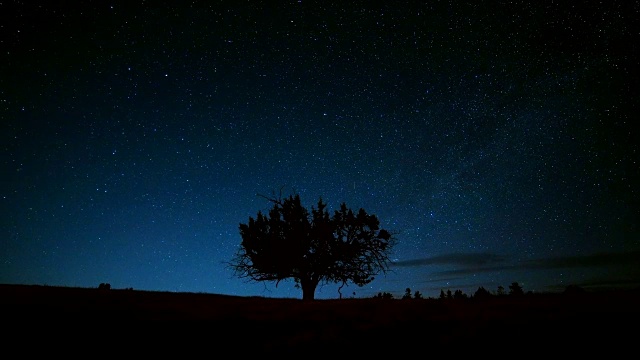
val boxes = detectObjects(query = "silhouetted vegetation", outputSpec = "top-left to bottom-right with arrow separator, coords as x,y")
474,286 -> 492,299
2,283 -> 639,355
402,287 -> 412,299
433,283 -> 530,301
98,283 -> 111,290
454,289 -> 468,299
228,192 -> 397,300
400,287 -> 423,299
373,291 -> 394,299
509,282 -> 524,296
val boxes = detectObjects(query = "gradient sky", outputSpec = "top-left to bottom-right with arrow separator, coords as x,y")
2,1 -> 638,299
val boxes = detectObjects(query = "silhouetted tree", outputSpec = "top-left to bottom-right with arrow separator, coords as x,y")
439,290 -> 446,299
496,285 -> 506,296
98,283 -> 111,290
509,282 -> 524,296
228,192 -> 397,300
414,290 -> 423,299
374,291 -> 394,299
403,288 -> 412,299
474,286 -> 492,300
447,289 -> 453,299
454,289 -> 467,299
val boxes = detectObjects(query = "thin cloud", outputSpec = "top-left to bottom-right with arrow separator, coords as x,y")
397,250 -> 640,278
391,252 -> 506,268
527,250 -> 640,269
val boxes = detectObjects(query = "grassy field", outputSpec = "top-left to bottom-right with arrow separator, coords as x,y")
2,283 -> 638,355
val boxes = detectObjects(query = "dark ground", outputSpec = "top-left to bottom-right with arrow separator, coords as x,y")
1,284 -> 638,356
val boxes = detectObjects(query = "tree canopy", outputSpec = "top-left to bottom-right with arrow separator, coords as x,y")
228,193 -> 397,300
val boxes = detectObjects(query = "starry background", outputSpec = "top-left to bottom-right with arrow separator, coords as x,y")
2,0 -> 638,299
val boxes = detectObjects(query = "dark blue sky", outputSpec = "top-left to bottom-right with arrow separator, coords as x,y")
2,0 -> 638,299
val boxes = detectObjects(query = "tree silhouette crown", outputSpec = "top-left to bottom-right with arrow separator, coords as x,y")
228,193 -> 397,300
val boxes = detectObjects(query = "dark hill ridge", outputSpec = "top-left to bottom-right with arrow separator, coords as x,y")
1,284 -> 638,355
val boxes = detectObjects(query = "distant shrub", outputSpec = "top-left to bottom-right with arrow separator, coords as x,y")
509,282 -> 524,296
401,288 -> 424,299
453,289 -> 468,299
402,288 -> 412,300
474,286 -> 492,300
98,283 -> 111,290
373,291 -> 394,300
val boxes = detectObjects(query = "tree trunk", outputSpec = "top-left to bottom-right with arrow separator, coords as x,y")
301,277 -> 319,301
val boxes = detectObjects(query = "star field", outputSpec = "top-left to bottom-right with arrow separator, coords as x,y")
1,1 -> 638,299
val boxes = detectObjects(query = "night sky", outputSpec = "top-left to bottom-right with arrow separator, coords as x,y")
2,1 -> 638,299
